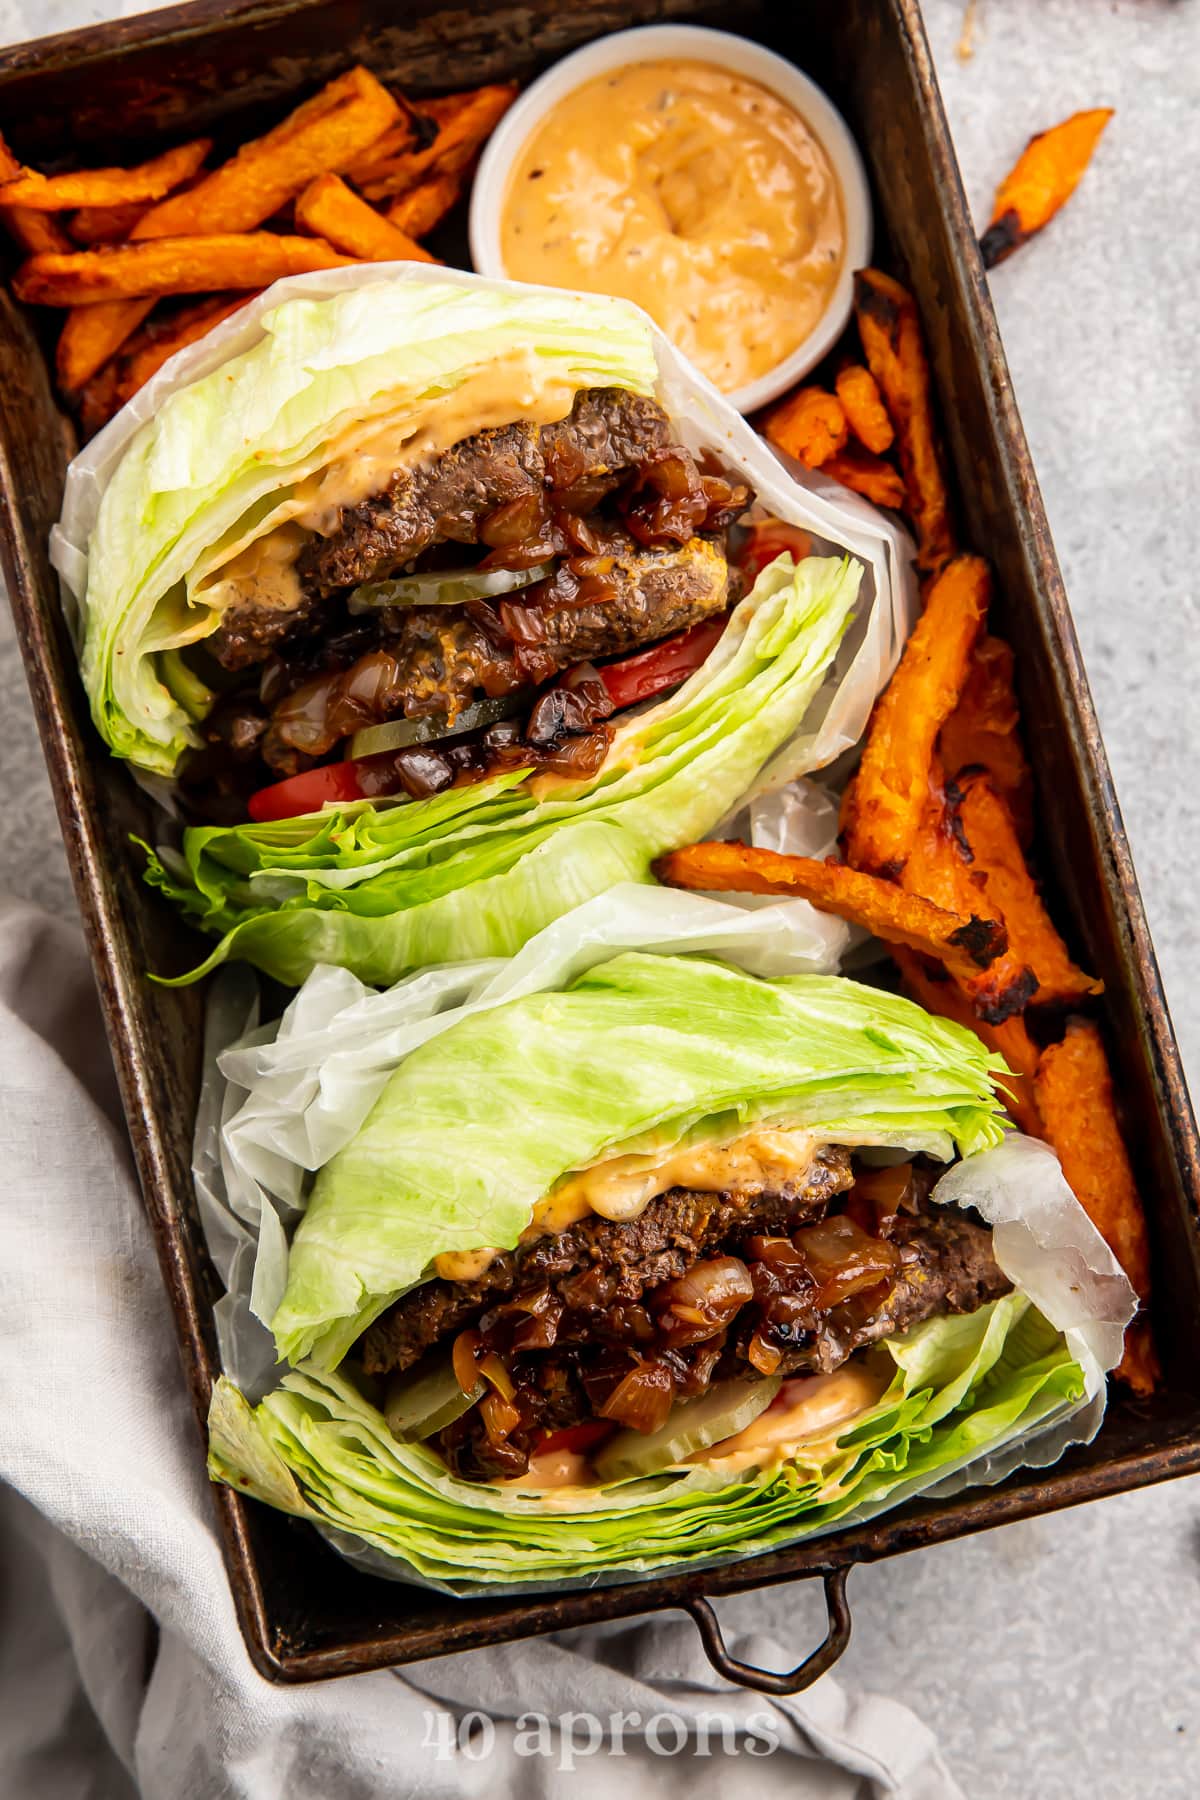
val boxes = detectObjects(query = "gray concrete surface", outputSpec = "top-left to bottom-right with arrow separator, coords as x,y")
0,1 -> 1196,1794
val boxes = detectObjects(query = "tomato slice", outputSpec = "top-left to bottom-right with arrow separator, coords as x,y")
537,1419 -> 615,1458
246,751 -> 406,823
247,615 -> 730,823
736,520 -> 813,584
594,611 -> 728,711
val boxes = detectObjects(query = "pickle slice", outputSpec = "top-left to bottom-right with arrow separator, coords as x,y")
384,1354 -> 483,1443
592,1374 -> 781,1482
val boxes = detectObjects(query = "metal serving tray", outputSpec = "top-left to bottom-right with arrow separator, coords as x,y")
1,0 -> 1197,1693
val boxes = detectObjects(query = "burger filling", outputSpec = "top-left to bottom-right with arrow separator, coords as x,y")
363,1148 -> 1011,1484
179,386 -> 753,815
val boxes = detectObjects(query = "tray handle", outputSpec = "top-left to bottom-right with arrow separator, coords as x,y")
683,1566 -> 852,1696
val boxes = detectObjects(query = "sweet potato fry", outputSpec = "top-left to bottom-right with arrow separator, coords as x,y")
938,633 -> 1034,847
76,361 -> 125,439
74,294 -> 254,434
980,109 -> 1113,269
898,775 -> 1038,1024
57,300 -> 154,393
386,170 -> 467,237
840,554 -> 990,878
854,267 -> 955,572
145,68 -> 402,238
1034,1020 -> 1151,1293
122,294 -> 255,390
763,386 -> 848,469
294,173 -> 438,264
821,445 -> 905,509
1114,1321 -> 1160,1396
15,233 -> 353,307
355,83 -> 518,202
834,362 -> 894,455
654,841 -> 1007,989
1034,1019 -> 1155,1386
0,137 -> 210,210
0,133 -> 73,254
54,66 -> 402,386
891,946 -> 1043,1137
2,204 -> 71,255
954,771 -> 1102,1007
69,200 -> 151,244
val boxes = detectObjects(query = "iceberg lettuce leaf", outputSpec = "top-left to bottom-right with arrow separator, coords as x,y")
80,281 -> 660,773
208,1292 -> 1085,1591
149,553 -> 861,987
271,956 -> 1008,1367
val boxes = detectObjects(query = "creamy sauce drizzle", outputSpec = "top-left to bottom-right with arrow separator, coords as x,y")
499,1448 -> 591,1492
501,60 -> 845,392
693,1360 -> 889,1476
431,1127 -> 818,1282
495,1362 -> 888,1496
191,350 -> 582,621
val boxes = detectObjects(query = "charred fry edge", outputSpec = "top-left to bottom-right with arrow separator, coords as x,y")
853,266 -> 955,572
952,770 -> 1103,1007
653,841 -> 1008,988
353,83 -> 517,202
938,633 -> 1035,849
980,108 -> 1114,269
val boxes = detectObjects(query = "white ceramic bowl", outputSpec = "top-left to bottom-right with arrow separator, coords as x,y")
469,24 -> 873,415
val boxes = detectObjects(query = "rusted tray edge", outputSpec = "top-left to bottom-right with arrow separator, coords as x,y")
252,1428 -> 1200,1680
0,0 -> 1193,1684
0,0 -> 292,76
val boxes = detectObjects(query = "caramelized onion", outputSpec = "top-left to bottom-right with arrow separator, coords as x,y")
651,1256 -> 753,1347
848,1162 -> 920,1229
524,664 -> 614,746
747,1332 -> 784,1376
673,1335 -> 727,1396
478,1288 -> 563,1356
479,1389 -> 522,1443
792,1216 -> 902,1307
477,1352 -> 516,1402
596,1359 -> 677,1434
620,447 -> 710,546
452,1328 -> 482,1397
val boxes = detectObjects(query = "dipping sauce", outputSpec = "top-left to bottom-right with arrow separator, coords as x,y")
500,60 -> 845,394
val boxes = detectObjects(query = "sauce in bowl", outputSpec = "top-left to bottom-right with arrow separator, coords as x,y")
499,60 -> 846,395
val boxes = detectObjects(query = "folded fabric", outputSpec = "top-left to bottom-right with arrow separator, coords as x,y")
0,895 -> 966,1798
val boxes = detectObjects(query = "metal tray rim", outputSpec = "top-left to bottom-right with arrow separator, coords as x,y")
0,0 -> 1196,1686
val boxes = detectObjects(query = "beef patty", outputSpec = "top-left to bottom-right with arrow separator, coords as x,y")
430,1204 -> 1010,1481
769,1209 -> 1012,1377
361,1145 -> 856,1378
304,387 -> 672,599
208,388 -> 675,672
260,535 -> 731,772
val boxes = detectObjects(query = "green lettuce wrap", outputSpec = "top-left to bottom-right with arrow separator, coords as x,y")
204,956 -> 1112,1592
269,954 -> 1010,1369
77,280 -> 660,775
209,1296 -> 1085,1592
144,551 -> 861,987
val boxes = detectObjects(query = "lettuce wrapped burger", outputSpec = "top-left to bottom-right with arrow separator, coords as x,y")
54,269 -> 914,988
209,952 -> 1132,1591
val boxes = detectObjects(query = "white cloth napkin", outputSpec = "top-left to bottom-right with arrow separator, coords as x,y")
0,896 -> 963,1799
